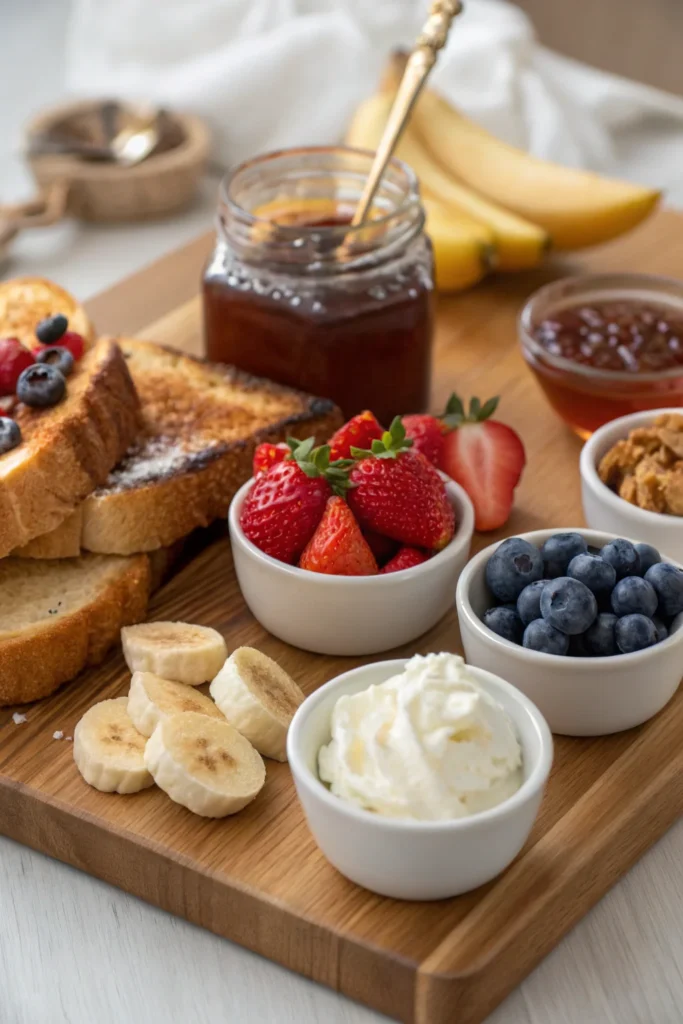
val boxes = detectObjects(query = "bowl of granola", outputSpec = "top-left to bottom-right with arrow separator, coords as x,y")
580,408 -> 683,561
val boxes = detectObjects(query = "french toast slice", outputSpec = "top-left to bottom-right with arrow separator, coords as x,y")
20,339 -> 342,556
0,553 -> 150,706
0,277 -> 95,350
0,338 -> 140,558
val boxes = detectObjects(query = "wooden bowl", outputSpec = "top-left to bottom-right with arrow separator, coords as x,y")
24,100 -> 210,222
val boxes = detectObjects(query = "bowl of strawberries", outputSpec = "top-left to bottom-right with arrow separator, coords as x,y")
228,412 -> 476,655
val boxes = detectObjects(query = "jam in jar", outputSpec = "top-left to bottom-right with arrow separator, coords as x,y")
519,274 -> 683,438
203,147 -> 434,422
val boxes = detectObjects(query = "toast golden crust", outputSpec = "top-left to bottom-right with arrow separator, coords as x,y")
0,339 -> 140,558
0,554 -> 150,706
0,277 -> 95,350
78,339 -> 342,554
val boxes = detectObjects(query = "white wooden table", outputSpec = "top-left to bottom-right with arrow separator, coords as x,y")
2,3 -> 683,1022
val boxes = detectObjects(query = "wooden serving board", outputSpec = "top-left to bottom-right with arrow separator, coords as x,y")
2,212 -> 683,1024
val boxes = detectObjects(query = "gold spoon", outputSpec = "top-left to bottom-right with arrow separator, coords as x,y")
351,0 -> 463,228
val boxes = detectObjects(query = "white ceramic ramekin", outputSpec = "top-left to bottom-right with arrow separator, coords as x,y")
228,477 -> 474,656
580,408 -> 683,563
456,528 -> 683,737
286,658 -> 552,901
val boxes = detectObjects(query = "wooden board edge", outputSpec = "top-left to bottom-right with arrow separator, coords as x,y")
412,705 -> 683,1024
0,777 -> 415,1022
84,231 -> 213,337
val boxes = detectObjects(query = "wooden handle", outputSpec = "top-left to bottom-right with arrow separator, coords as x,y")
0,180 -> 70,251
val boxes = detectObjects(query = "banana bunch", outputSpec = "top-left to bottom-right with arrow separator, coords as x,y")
346,53 -> 661,291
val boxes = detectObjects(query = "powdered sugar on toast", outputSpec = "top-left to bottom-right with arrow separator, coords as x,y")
99,436 -> 225,494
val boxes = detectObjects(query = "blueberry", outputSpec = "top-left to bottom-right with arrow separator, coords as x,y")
652,616 -> 669,643
35,313 -> 68,345
567,553 -> 616,595
600,539 -> 640,579
523,619 -> 569,655
611,576 -> 658,618
634,543 -> 661,575
485,537 -> 543,603
517,580 -> 550,626
16,364 -> 66,408
36,345 -> 74,377
583,613 -> 618,656
644,563 -> 683,618
0,416 -> 21,454
541,532 -> 588,577
483,606 -> 523,644
540,576 -> 598,635
615,614 -> 657,654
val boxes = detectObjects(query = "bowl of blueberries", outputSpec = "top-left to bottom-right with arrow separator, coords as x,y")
456,529 -> 683,735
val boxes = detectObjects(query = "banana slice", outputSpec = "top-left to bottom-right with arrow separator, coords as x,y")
73,697 -> 154,794
209,647 -> 304,762
128,671 -> 225,738
144,712 -> 265,817
121,621 -> 227,685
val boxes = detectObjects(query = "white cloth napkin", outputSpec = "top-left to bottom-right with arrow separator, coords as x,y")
65,0 -> 683,203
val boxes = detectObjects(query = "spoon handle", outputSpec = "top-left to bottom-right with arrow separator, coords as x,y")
351,0 -> 463,227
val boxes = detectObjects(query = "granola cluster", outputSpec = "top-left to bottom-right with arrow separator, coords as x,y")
598,413 -> 683,516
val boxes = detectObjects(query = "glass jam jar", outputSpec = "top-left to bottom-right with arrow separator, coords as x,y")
202,146 -> 435,422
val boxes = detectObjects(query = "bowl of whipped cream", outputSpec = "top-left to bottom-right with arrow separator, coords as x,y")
287,652 -> 553,900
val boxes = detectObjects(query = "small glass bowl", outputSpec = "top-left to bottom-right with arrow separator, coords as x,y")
518,272 -> 683,439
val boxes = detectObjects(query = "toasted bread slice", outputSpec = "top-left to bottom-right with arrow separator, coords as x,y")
0,338 -> 140,558
31,339 -> 340,556
0,553 -> 150,706
0,277 -> 95,350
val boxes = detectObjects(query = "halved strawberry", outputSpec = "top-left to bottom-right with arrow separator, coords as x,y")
299,496 -> 377,576
347,417 -> 455,551
252,441 -> 289,476
438,394 -> 526,532
328,410 -> 383,460
402,413 -> 445,466
380,546 -> 430,573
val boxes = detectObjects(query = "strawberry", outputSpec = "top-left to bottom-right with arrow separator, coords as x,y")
380,546 -> 430,573
0,338 -> 34,396
402,413 -> 445,466
347,417 -> 455,551
299,496 -> 377,576
362,529 -> 399,567
438,394 -> 526,532
328,410 -> 383,460
240,437 -> 351,564
252,441 -> 289,476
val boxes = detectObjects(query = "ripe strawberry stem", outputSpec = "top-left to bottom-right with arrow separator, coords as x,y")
350,416 -> 414,460
285,436 -> 353,495
442,393 -> 500,430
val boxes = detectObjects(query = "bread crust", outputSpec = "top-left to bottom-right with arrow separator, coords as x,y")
0,554 -> 150,706
0,339 -> 140,558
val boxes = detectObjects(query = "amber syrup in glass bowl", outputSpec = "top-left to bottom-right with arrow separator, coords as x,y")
519,274 -> 683,438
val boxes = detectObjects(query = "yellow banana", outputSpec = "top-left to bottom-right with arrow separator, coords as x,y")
346,92 -> 548,271
422,198 -> 495,291
409,85 -> 661,250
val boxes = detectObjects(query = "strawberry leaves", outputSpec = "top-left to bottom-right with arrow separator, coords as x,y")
350,416 -> 414,460
442,393 -> 500,429
286,436 -> 353,496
